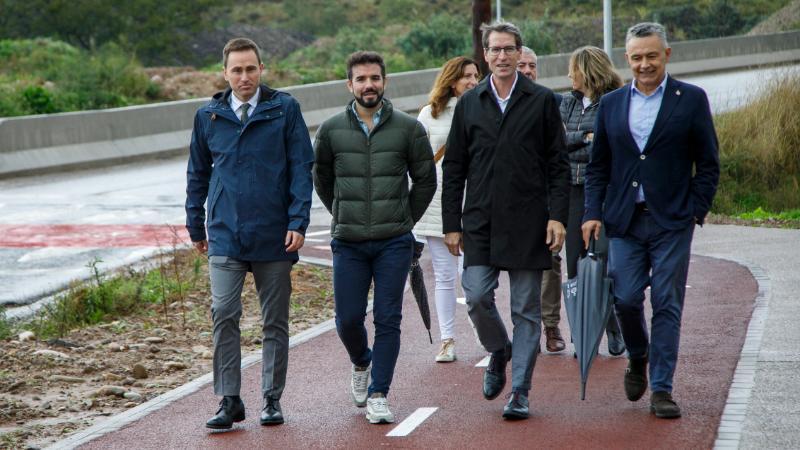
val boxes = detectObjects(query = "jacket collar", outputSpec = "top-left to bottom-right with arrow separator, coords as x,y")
211,83 -> 278,109
346,97 -> 394,122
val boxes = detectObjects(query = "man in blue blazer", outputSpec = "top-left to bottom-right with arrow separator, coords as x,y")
582,22 -> 719,419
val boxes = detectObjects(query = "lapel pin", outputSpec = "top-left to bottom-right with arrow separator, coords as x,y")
675,89 -> 681,96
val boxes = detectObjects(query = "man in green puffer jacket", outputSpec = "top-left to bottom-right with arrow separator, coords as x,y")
313,51 -> 436,425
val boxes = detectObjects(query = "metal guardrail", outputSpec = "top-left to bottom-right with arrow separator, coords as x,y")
1,30 -> 799,178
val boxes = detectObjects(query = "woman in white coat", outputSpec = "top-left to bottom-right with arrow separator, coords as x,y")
414,56 -> 480,362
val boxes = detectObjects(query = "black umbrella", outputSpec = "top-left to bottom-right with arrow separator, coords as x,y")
563,235 -> 616,400
410,240 -> 432,343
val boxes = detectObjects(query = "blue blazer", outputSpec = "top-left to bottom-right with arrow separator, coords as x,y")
583,76 -> 720,237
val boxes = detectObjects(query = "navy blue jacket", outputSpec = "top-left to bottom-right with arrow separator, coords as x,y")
185,84 -> 314,261
584,76 -> 719,237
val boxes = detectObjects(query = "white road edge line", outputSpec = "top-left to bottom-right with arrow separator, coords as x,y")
475,355 -> 490,367
386,407 -> 438,437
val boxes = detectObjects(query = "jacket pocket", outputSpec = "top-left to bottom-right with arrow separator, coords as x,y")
208,178 -> 223,223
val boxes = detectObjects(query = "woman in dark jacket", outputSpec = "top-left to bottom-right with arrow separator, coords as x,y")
560,46 -> 625,355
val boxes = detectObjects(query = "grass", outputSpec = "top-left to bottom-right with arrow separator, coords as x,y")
15,250 -> 201,340
713,72 -> 800,216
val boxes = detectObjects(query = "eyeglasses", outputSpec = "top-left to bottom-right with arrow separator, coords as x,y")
485,46 -> 519,56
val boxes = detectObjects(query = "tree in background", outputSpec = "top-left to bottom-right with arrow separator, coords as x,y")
0,0 -> 223,65
472,0 -> 491,76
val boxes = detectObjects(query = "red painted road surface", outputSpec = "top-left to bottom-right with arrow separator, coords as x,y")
0,224 -> 190,248
80,252 -> 756,450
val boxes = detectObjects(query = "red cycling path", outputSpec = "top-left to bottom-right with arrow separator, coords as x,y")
75,228 -> 757,450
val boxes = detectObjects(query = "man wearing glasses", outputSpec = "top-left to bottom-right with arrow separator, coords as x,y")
442,22 -> 569,419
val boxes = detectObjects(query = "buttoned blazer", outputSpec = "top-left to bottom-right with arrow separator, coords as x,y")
583,76 -> 720,237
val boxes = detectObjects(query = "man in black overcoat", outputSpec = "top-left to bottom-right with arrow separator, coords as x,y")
442,21 -> 570,419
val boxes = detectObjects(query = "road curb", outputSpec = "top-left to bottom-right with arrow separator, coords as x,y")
698,255 -> 770,450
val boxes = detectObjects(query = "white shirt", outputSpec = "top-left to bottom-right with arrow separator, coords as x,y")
489,73 -> 519,113
229,87 -> 260,121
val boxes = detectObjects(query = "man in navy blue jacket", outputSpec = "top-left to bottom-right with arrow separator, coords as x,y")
185,38 -> 313,429
582,23 -> 719,419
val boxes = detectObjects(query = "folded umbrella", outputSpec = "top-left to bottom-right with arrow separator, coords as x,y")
410,240 -> 433,344
563,235 -> 616,400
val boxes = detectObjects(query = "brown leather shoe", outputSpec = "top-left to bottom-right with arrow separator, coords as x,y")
650,391 -> 681,418
544,326 -> 566,352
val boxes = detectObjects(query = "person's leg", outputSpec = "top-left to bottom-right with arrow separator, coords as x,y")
608,231 -> 651,360
251,260 -> 293,400
427,236 -> 458,341
565,184 -> 585,280
209,256 -> 248,396
331,239 -> 373,368
462,265 -> 506,352
647,223 -> 694,394
508,269 -> 543,392
369,232 -> 414,396
540,262 -> 561,329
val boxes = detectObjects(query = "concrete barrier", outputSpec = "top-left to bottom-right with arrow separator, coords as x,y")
2,30 -> 799,178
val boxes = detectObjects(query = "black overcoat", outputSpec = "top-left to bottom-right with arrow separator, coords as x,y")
442,74 -> 569,270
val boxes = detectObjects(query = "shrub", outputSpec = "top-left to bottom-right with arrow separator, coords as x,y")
714,73 -> 800,214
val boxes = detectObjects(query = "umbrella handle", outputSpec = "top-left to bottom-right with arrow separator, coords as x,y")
587,234 -> 598,258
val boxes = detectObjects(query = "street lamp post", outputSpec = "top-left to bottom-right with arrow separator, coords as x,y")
604,0 -> 612,56
497,0 -> 501,22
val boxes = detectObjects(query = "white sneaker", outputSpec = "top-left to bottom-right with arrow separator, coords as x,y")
366,394 -> 395,424
435,338 -> 456,362
350,364 -> 370,407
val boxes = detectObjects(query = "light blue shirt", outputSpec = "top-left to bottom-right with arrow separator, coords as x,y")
628,75 -> 668,202
350,102 -> 382,137
229,87 -> 260,122
489,73 -> 519,114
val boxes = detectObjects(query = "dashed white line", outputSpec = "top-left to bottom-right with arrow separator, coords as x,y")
475,355 -> 490,367
456,297 -> 466,305
386,407 -> 438,437
305,230 -> 331,237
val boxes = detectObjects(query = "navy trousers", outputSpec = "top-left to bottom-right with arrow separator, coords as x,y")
608,209 -> 694,393
331,232 -> 414,397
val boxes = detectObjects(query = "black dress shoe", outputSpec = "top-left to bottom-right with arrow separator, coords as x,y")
260,396 -> 284,425
483,343 -> 511,400
624,356 -> 648,401
502,391 -> 529,420
206,396 -> 245,430
650,391 -> 681,418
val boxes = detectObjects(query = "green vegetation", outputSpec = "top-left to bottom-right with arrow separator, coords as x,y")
714,73 -> 800,215
0,39 -> 160,116
737,207 -> 800,221
15,253 -> 201,340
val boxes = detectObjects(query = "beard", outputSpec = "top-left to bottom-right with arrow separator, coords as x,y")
354,89 -> 384,108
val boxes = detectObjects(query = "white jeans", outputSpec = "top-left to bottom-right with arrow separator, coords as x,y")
426,236 -> 463,340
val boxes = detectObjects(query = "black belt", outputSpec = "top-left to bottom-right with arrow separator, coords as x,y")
634,202 -> 649,213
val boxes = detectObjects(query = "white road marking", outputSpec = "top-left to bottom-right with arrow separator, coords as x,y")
475,355 -> 490,367
386,407 -> 438,437
305,238 -> 325,243
311,245 -> 331,251
456,297 -> 466,305
305,230 -> 331,237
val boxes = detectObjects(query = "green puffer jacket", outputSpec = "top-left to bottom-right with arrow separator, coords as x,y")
313,99 -> 436,242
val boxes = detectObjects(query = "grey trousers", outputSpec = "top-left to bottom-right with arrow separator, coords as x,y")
462,265 -> 543,392
540,255 -> 562,328
209,256 -> 292,399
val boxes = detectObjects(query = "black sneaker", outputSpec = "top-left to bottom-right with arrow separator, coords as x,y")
206,396 -> 245,430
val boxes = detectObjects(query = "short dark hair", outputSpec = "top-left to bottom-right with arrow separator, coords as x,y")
480,21 -> 522,49
222,38 -> 262,68
346,51 -> 386,80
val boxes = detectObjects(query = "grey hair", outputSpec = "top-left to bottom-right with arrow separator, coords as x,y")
481,21 -> 523,49
521,46 -> 537,59
625,22 -> 669,48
